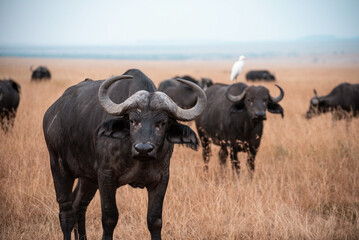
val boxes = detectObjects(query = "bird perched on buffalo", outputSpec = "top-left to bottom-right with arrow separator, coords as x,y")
230,55 -> 247,81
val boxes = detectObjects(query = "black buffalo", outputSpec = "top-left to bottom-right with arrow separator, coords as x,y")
31,66 -> 51,80
158,75 -> 213,109
246,70 -> 275,81
0,78 -> 21,131
306,82 -> 359,119
43,69 -> 206,240
195,83 -> 284,176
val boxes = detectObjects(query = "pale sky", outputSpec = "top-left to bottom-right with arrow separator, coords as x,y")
0,0 -> 359,46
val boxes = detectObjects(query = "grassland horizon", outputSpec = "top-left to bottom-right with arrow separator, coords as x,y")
0,57 -> 358,239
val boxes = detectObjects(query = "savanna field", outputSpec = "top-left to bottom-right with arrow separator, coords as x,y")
0,57 -> 358,239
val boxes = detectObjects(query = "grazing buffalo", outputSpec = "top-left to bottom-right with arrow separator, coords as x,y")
158,75 -> 213,109
306,82 -> 359,119
43,69 -> 206,240
31,66 -> 51,80
0,79 -> 21,131
195,83 -> 284,176
246,70 -> 275,81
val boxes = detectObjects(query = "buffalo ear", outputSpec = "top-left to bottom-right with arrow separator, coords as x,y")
167,121 -> 199,150
96,117 -> 129,139
230,102 -> 245,114
268,102 -> 284,118
9,80 -> 21,93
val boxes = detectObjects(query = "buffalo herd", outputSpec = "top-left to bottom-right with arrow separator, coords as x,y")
0,65 -> 51,130
1,63 -> 358,239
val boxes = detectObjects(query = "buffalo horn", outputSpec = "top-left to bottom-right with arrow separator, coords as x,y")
226,86 -> 247,102
269,84 -> 284,103
98,75 -> 146,116
99,76 -> 206,121
152,78 -> 207,121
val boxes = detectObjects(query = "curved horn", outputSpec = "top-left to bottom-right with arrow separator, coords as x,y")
269,84 -> 284,103
226,85 -> 247,102
152,78 -> 207,121
98,75 -> 145,116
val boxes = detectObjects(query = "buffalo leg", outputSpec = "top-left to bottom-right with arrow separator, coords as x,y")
218,145 -> 228,169
50,152 -> 75,240
0,112 -> 14,132
230,148 -> 240,175
98,171 -> 118,240
246,146 -> 258,180
147,175 -> 169,240
247,146 -> 257,172
200,136 -> 211,171
72,178 -> 98,240
197,127 -> 211,171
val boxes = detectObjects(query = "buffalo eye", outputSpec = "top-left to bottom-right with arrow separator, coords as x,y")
155,121 -> 167,131
130,119 -> 140,127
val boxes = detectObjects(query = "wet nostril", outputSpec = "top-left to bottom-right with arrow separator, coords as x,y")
134,143 -> 154,153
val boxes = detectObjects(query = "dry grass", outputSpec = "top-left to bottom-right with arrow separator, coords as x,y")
0,57 -> 358,239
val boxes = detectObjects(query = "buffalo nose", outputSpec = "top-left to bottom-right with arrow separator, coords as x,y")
134,143 -> 154,154
255,111 -> 266,118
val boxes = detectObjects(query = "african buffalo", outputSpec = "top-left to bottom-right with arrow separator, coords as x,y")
195,83 -> 284,176
158,75 -> 213,109
246,70 -> 275,81
31,66 -> 51,80
0,78 -> 20,131
306,82 -> 359,119
43,69 -> 206,240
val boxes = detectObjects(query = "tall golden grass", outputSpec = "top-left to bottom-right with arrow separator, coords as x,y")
0,57 -> 358,239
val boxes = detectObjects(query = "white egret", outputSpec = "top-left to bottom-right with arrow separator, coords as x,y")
230,55 -> 247,81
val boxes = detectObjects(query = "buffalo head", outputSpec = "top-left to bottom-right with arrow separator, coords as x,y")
226,84 -> 284,121
97,75 -> 207,160
305,89 -> 329,119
